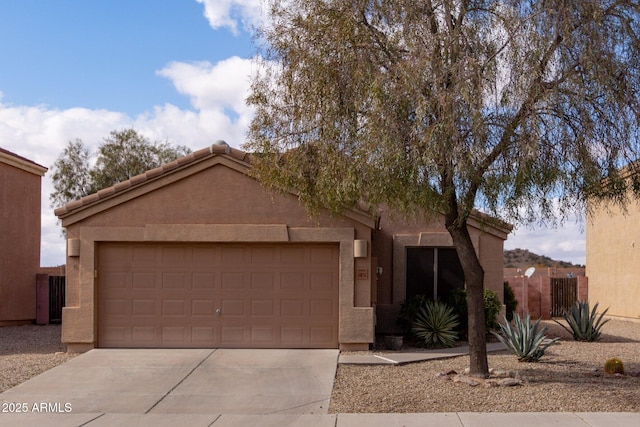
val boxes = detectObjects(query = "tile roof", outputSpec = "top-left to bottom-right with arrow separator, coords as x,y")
54,142 -> 251,217
0,146 -> 48,176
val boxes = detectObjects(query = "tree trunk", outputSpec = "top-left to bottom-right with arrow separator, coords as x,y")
447,221 -> 489,377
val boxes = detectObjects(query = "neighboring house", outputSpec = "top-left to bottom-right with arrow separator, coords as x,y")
54,142 -> 511,352
0,147 -> 47,324
587,175 -> 640,320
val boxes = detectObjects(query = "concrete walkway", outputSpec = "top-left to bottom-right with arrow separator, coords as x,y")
1,346 -> 639,426
338,342 -> 507,365
1,411 -> 638,426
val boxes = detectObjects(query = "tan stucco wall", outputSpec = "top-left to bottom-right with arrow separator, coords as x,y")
371,211 -> 508,334
60,158 -> 375,350
586,199 -> 640,320
0,155 -> 45,323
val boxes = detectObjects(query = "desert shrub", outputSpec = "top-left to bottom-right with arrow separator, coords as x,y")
554,301 -> 609,341
448,288 -> 502,335
484,289 -> 502,330
398,294 -> 431,336
604,358 -> 625,374
492,313 -> 559,362
504,281 -> 518,322
412,300 -> 459,348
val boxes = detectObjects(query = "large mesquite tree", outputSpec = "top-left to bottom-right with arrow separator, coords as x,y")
245,0 -> 640,376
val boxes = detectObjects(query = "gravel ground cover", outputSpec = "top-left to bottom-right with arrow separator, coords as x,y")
1,320 -> 639,413
330,319 -> 640,413
0,324 -> 75,393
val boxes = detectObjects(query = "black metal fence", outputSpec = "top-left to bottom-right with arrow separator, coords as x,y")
550,277 -> 577,317
49,276 -> 65,324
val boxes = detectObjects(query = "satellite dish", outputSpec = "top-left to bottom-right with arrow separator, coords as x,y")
524,267 -> 536,278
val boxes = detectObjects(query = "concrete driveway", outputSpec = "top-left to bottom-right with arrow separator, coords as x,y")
0,349 -> 338,425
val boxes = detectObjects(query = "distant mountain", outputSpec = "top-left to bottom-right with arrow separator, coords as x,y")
503,248 -> 583,268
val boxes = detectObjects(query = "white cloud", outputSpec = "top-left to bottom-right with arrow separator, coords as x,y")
0,56 -> 256,266
157,57 -> 254,114
196,0 -> 264,35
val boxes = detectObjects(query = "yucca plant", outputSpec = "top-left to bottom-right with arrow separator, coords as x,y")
412,300 -> 459,348
492,313 -> 559,362
554,301 -> 609,342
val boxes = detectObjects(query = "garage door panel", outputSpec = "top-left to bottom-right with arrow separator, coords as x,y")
192,272 -> 215,289
132,326 -> 156,344
221,326 -> 246,344
251,247 -> 276,264
192,246 -> 219,264
102,272 -> 128,289
310,246 -> 336,264
132,272 -> 156,289
161,272 -> 188,290
98,242 -> 338,348
221,299 -> 246,316
281,247 -> 305,264
280,272 -> 305,290
221,246 -> 245,264
191,326 -> 217,343
310,327 -> 336,345
162,326 -> 187,344
251,327 -> 275,344
162,299 -> 186,316
309,299 -> 334,316
132,246 -> 157,264
250,272 -> 274,289
221,272 -> 245,290
281,299 -> 304,316
161,246 -> 187,265
251,300 -> 274,316
131,299 -> 156,316
191,299 -> 215,316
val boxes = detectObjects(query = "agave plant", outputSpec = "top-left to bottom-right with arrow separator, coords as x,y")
411,300 -> 459,348
492,313 -> 559,362
554,301 -> 609,342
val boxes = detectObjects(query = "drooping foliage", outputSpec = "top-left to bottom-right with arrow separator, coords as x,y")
246,0 -> 640,376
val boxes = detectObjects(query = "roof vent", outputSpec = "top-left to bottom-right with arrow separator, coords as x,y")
211,140 -> 231,154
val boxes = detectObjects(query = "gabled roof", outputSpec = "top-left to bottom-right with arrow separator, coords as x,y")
54,142 -> 376,228
54,143 -> 250,218
0,147 -> 48,176
53,141 -> 511,238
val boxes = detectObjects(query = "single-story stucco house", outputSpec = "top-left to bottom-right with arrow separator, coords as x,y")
54,142 -> 511,352
0,147 -> 47,325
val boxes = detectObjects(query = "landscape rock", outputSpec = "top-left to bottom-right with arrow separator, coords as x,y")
453,375 -> 481,386
435,372 -> 451,381
498,378 -> 523,387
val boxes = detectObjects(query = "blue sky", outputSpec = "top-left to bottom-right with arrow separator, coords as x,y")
0,0 -> 586,267
0,0 -> 253,114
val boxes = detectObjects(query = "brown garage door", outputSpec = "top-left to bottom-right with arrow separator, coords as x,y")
97,242 -> 339,348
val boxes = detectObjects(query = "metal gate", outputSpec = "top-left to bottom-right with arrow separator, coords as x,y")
49,276 -> 65,324
550,278 -> 577,317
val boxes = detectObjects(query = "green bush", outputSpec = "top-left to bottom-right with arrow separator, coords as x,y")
554,301 -> 609,341
484,289 -> 502,330
447,288 -> 502,334
504,281 -> 518,322
492,313 -> 559,362
398,294 -> 431,336
412,300 -> 460,348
